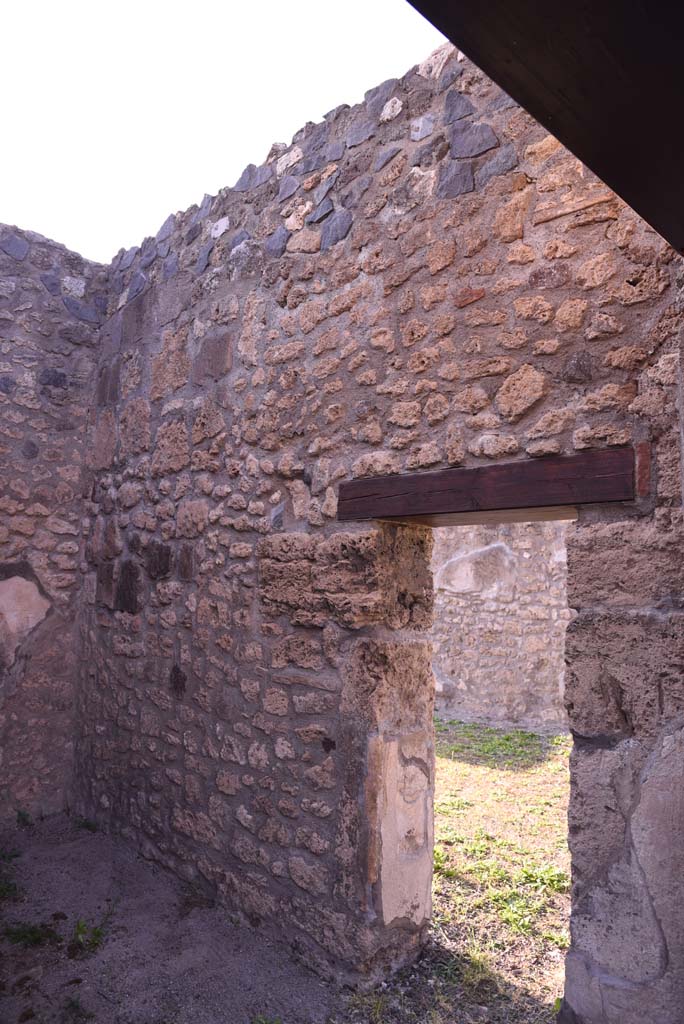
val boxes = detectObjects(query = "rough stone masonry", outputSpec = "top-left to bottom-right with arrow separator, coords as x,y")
1,40 -> 684,1023
432,521 -> 570,731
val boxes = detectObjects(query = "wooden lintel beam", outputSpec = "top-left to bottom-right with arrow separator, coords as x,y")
337,448 -> 635,526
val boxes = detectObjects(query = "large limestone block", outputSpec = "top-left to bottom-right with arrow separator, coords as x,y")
565,610 -> 684,740
567,513 -> 684,610
366,732 -> 433,928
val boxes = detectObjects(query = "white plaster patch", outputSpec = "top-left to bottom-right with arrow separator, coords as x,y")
0,575 -> 50,670
210,216 -> 230,240
276,146 -> 303,178
435,542 -> 517,596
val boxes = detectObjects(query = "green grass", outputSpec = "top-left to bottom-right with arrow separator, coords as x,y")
4,921 -> 62,947
435,718 -> 564,769
0,875 -> 19,901
0,847 -> 20,902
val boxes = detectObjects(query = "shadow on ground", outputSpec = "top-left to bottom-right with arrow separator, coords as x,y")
330,937 -> 557,1024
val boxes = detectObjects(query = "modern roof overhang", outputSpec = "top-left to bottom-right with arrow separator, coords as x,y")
409,0 -> 684,253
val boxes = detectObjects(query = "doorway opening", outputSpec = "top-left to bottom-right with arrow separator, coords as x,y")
427,520 -> 572,1021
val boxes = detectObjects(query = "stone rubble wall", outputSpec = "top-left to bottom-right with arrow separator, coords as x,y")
432,521 -> 570,731
2,39 -> 684,1019
75,37 -> 683,996
0,230 -> 107,817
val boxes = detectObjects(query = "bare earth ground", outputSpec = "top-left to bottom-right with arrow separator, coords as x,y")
0,723 -> 570,1024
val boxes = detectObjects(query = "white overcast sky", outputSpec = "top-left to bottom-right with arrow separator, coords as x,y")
1,1 -> 445,264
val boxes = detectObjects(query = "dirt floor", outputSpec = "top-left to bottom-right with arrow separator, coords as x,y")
0,722 -> 570,1024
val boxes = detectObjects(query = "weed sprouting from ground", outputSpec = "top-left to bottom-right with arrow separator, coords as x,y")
67,905 -> 114,957
70,919 -> 104,954
16,809 -> 33,829
74,817 -> 98,833
62,996 -> 95,1022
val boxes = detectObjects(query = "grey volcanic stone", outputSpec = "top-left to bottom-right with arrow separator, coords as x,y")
115,559 -> 140,615
21,439 -> 39,459
346,121 -> 375,149
62,296 -> 100,324
146,540 -> 172,580
341,175 -> 372,210
411,135 -> 449,169
443,89 -> 475,124
40,271 -> 61,295
488,88 -> 517,112
189,193 -> 213,226
229,229 -> 251,251
563,351 -> 594,383
321,209 -> 352,251
438,62 -> 464,92
196,241 -> 214,274
365,77 -> 399,120
233,163 -> 272,193
374,146 -> 401,172
163,253 -> 179,280
449,120 -> 499,158
119,246 -> 138,270
278,176 -> 299,202
325,140 -> 346,162
185,223 -> 201,245
170,663 -> 187,697
0,375 -> 16,394
324,103 -> 349,122
436,159 -> 475,198
233,164 -> 257,191
314,170 -> 339,205
0,232 -> 29,261
253,163 -> 274,188
410,114 -> 435,142
156,214 -> 176,243
128,271 -> 146,300
306,197 -> 334,224
140,239 -> 157,269
39,368 -> 68,388
475,143 -> 518,187
265,226 -> 290,258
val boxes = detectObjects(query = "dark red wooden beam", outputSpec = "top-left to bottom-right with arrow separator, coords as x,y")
337,448 -> 635,526
409,0 -> 684,254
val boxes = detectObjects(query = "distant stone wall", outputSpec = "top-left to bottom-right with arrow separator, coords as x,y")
432,521 -> 570,731
0,230 -> 106,818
